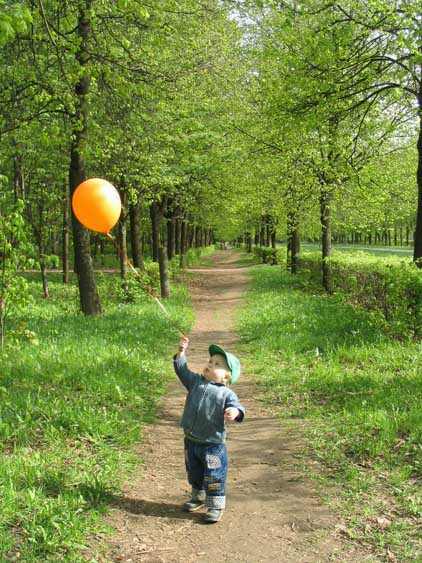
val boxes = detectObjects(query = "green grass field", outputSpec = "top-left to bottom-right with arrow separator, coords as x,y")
238,264 -> 421,561
0,270 -> 194,561
296,242 -> 414,258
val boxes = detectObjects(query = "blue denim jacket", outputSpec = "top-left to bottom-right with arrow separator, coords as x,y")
173,355 -> 245,445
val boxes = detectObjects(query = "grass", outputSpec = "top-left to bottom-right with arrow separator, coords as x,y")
298,242 -> 414,258
0,270 -> 194,561
237,264 -> 421,561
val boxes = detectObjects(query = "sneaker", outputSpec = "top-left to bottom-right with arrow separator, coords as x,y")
183,498 -> 205,512
204,508 -> 223,523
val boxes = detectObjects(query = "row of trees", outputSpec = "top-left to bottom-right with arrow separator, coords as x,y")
226,0 -> 421,291
1,0 -> 421,315
1,0 -> 243,315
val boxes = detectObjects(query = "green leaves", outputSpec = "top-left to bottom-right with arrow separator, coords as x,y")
0,196 -> 34,346
0,3 -> 31,46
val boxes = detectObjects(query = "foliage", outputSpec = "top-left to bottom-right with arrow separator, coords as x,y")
251,245 -> 422,338
0,271 -> 193,560
0,1 -> 31,46
238,264 -> 422,560
0,196 -> 34,346
252,246 -> 278,264
299,252 -> 422,338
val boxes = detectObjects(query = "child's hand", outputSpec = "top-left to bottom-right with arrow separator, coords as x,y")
178,336 -> 189,354
224,407 -> 240,422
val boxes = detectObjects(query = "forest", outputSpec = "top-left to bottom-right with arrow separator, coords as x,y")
0,0 -> 421,561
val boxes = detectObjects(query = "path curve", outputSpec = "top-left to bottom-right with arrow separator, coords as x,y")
93,251 -> 375,562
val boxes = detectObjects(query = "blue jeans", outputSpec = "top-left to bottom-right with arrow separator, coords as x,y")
184,438 -> 227,509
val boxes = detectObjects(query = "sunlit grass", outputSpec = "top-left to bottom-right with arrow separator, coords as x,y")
0,270 -> 194,561
238,265 -> 421,560
299,242 -> 413,258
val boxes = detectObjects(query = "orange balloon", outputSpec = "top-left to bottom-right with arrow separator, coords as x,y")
72,178 -> 121,234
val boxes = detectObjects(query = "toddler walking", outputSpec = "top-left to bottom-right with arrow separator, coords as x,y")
173,336 -> 245,523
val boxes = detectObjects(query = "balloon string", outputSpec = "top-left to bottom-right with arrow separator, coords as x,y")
105,233 -> 186,337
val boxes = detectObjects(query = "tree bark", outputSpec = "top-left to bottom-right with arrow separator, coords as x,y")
118,214 -> 128,282
291,227 -> 300,274
157,198 -> 170,297
180,220 -> 188,268
271,228 -> 276,249
265,216 -> 271,246
287,211 -> 300,274
175,218 -> 181,255
149,202 -> 160,262
259,220 -> 265,246
413,93 -> 422,265
129,200 -> 143,269
167,216 -> 176,260
246,232 -> 252,252
320,187 -> 333,292
62,181 -> 69,284
188,224 -> 195,249
69,0 -> 101,315
158,246 -> 170,298
40,256 -> 49,299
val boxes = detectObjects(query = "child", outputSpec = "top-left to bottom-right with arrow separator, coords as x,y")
173,336 -> 245,523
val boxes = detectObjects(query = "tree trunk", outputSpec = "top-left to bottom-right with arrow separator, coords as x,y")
287,211 -> 300,274
259,221 -> 265,246
39,256 -> 49,299
149,202 -> 160,262
265,217 -> 271,247
129,201 -> 143,269
320,187 -> 332,292
414,96 -> 422,265
149,199 -> 169,296
158,246 -> 170,298
69,0 -> 101,315
62,181 -> 69,284
175,218 -> 181,255
246,232 -> 252,253
189,224 -> 196,249
271,228 -> 276,249
291,227 -> 300,274
157,198 -> 170,297
141,232 -> 146,258
180,220 -> 188,268
167,216 -> 176,260
100,238 -> 105,265
118,214 -> 128,281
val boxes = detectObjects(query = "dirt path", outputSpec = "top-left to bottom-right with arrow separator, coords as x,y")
93,250 -> 376,562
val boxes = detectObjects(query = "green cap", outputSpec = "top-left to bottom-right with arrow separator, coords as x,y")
208,344 -> 241,384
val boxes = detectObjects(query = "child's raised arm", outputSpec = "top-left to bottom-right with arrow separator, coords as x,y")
173,337 -> 199,390
177,336 -> 189,358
